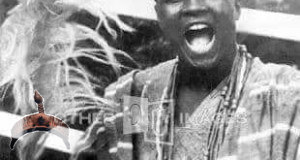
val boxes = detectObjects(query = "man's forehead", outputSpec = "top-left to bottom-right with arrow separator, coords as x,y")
155,0 -> 237,3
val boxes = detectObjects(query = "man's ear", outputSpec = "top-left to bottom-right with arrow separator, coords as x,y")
234,0 -> 241,20
155,3 -> 167,30
155,4 -> 163,26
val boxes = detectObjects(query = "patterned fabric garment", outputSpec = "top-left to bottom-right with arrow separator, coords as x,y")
73,45 -> 300,160
172,83 -> 226,160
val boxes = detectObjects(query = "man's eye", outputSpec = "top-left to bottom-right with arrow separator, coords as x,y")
164,0 -> 182,4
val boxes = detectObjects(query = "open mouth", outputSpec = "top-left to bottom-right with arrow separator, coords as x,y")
184,24 -> 215,54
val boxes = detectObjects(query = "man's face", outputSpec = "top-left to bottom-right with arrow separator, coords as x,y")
155,0 -> 240,69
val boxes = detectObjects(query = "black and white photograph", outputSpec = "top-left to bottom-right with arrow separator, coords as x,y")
1,0 -> 300,159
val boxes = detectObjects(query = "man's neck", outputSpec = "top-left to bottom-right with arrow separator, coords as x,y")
177,48 -> 237,91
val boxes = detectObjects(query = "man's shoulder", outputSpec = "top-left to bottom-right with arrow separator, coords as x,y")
249,57 -> 300,86
134,58 -> 178,82
104,59 -> 178,99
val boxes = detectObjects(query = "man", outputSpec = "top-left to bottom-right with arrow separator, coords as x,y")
73,0 -> 300,159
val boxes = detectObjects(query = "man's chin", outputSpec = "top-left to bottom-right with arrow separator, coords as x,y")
182,53 -> 219,69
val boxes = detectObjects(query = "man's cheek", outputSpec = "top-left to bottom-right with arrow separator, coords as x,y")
210,0 -> 234,17
164,3 -> 182,15
161,21 -> 180,40
208,0 -> 226,11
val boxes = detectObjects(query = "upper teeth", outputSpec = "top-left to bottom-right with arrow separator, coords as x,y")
188,24 -> 208,31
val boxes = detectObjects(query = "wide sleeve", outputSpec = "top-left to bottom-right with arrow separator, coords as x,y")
236,60 -> 300,160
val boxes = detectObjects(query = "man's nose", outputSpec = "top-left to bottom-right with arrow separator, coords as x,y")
180,0 -> 209,17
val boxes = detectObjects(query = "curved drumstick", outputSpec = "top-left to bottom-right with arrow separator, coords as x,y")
10,91 -> 70,149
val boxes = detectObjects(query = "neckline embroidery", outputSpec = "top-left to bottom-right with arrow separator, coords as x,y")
153,45 -> 254,160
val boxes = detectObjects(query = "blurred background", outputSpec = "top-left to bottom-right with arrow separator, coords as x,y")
1,0 -> 300,69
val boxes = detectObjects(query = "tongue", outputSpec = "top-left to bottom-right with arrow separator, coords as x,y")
185,28 -> 214,50
190,33 -> 211,48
